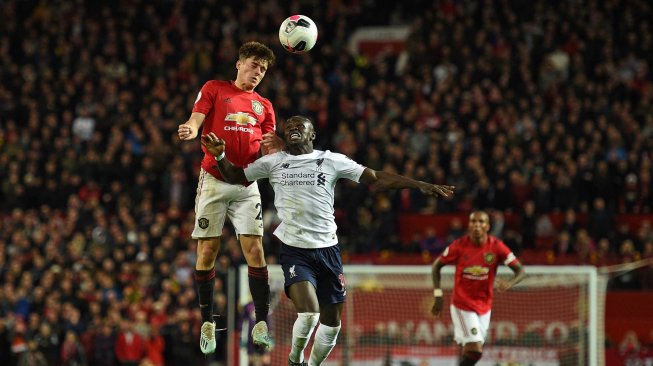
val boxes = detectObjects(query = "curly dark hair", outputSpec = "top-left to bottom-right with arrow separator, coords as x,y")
238,41 -> 275,67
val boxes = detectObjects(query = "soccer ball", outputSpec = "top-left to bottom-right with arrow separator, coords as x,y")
279,15 -> 318,53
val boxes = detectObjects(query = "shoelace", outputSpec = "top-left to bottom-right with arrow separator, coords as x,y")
201,324 -> 215,340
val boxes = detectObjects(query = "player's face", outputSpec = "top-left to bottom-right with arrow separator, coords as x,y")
284,117 -> 315,146
236,57 -> 268,91
468,212 -> 490,238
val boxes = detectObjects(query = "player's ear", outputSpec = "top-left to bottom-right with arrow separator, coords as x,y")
310,131 -> 316,140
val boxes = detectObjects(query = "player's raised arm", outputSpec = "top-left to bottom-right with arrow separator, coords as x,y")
178,112 -> 206,140
200,132 -> 248,184
359,168 -> 455,198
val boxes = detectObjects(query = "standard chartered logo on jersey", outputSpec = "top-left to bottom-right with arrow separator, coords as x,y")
224,112 -> 257,133
280,172 -> 317,186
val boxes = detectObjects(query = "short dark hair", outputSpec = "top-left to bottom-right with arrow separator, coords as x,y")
288,115 -> 313,126
239,41 -> 275,67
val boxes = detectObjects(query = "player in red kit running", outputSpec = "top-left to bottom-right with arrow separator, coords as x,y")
178,41 -> 279,354
431,211 -> 525,366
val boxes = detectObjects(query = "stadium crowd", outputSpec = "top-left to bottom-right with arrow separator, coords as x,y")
1,0 -> 653,364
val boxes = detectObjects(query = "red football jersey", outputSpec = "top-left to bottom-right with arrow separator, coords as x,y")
192,80 -> 276,181
438,235 -> 518,314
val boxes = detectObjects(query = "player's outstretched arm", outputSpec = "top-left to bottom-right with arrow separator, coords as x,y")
496,262 -> 526,292
201,132 -> 248,184
178,112 -> 206,140
360,168 -> 455,198
431,258 -> 446,316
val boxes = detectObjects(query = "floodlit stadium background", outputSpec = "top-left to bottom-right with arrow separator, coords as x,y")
1,1 -> 652,365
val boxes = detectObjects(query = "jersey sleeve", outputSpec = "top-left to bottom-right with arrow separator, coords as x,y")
244,153 -> 277,182
192,81 -> 218,115
438,240 -> 459,264
497,239 -> 519,266
331,152 -> 365,182
260,99 -> 276,134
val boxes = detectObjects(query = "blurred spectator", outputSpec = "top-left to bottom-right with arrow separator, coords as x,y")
589,198 -> 614,241
619,331 -> 641,354
593,238 -> 618,267
419,227 -> 446,255
520,201 -> 537,249
17,340 -> 47,366
144,326 -> 164,366
610,240 -> 642,290
560,209 -> 580,242
115,320 -> 145,366
60,330 -> 87,366
0,2 -> 652,364
445,218 -> 464,243
92,321 -> 116,366
574,229 -> 596,264
34,322 -> 60,365
556,231 -> 574,256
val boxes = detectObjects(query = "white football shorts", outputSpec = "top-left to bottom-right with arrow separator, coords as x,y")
450,304 -> 491,345
191,169 -> 264,238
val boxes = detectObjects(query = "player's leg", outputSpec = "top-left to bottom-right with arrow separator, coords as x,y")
229,182 -> 271,348
308,245 -> 346,366
282,245 -> 321,365
450,304 -> 486,365
288,281 -> 320,365
191,171 -> 232,354
241,234 -> 272,348
308,303 -> 343,366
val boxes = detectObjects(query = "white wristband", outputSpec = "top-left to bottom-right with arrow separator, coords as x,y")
433,289 -> 443,297
215,151 -> 226,161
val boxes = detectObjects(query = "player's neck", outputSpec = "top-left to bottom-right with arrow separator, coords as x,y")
470,235 -> 487,246
233,80 -> 255,93
287,144 -> 314,156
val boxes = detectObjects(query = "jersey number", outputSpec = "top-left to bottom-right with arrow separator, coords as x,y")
255,203 -> 262,220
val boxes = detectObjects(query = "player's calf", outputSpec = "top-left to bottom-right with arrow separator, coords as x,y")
308,322 -> 341,365
289,312 -> 319,364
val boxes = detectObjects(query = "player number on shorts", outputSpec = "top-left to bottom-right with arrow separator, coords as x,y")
255,203 -> 262,220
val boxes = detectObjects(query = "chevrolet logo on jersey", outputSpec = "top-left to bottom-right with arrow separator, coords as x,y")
225,112 -> 257,126
224,112 -> 257,133
462,266 -> 489,276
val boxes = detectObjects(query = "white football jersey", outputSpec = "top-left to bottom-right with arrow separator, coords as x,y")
244,150 -> 365,249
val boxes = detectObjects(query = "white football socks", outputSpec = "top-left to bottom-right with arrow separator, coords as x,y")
289,312 -> 320,363
308,322 -> 341,366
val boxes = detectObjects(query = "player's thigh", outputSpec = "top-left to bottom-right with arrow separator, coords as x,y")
315,245 -> 346,306
239,234 -> 265,266
280,244 -> 320,312
192,170 -> 238,239
287,281 -> 320,313
227,182 -> 264,236
450,305 -> 487,345
478,310 -> 491,339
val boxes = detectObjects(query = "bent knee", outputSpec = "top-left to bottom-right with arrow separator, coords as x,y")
294,312 -> 320,335
240,235 -> 265,264
197,238 -> 220,268
462,349 -> 482,362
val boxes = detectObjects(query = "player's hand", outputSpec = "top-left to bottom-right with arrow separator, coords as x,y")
261,132 -> 285,154
431,296 -> 443,316
201,132 -> 226,157
496,278 -> 512,292
417,182 -> 455,198
178,123 -> 198,140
